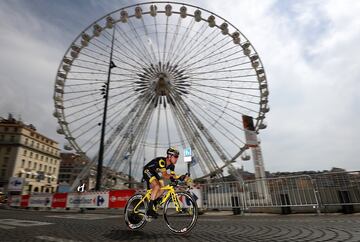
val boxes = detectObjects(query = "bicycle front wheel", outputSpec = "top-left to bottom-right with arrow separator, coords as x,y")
163,192 -> 198,234
124,194 -> 147,230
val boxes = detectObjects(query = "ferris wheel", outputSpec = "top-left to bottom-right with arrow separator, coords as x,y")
53,1 -> 269,185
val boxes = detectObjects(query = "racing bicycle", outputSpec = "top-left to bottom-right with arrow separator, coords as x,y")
124,177 -> 198,234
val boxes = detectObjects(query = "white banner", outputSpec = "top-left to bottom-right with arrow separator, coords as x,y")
66,192 -> 109,208
9,195 -> 21,206
244,129 -> 258,147
28,195 -> 52,208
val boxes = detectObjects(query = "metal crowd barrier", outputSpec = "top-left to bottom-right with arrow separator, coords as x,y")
200,171 -> 360,214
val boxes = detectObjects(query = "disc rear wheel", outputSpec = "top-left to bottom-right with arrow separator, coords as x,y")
124,194 -> 147,230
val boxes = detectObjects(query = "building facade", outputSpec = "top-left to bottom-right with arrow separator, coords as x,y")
59,152 -> 130,191
0,115 -> 60,194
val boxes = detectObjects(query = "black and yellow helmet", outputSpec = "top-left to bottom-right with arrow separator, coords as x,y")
167,147 -> 179,156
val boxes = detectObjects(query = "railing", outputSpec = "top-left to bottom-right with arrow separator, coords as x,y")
200,171 -> 360,214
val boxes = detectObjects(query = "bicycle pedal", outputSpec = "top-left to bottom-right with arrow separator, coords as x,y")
145,215 -> 153,222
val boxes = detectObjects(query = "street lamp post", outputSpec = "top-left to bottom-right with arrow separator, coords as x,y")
95,27 -> 116,191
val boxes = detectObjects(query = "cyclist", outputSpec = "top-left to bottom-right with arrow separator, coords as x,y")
142,147 -> 187,218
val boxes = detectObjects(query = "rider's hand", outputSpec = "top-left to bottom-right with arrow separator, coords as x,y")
179,174 -> 186,181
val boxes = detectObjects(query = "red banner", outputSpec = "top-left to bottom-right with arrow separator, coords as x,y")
51,193 -> 68,208
109,190 -> 136,208
21,195 -> 30,207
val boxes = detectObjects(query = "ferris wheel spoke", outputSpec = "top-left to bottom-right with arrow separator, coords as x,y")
153,16 -> 161,61
189,99 -> 246,145
162,16 -> 169,65
65,97 -> 104,109
186,95 -> 247,131
186,55 -> 250,73
164,16 -> 182,66
189,86 -> 259,105
186,57 -> 250,74
173,20 -> 208,64
189,76 -> 257,84
140,18 -> 157,62
113,25 -> 152,66
182,40 -> 237,70
191,82 -> 259,90
79,49 -> 109,65
126,20 -> 155,64
187,90 -> 258,116
175,30 -> 228,68
96,32 -> 149,70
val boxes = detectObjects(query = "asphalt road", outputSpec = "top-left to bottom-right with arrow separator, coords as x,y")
1,209 -> 360,241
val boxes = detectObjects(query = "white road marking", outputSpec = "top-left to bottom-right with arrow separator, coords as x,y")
46,214 -> 119,220
0,219 -> 53,227
36,236 -> 83,242
0,224 -> 15,229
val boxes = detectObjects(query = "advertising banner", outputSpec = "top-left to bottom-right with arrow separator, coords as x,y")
109,190 -> 136,208
21,195 -> 30,207
51,193 -> 68,208
67,192 -> 109,208
9,195 -> 21,207
242,115 -> 258,147
28,194 -> 52,208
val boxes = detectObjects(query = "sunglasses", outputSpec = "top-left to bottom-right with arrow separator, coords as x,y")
172,155 -> 179,158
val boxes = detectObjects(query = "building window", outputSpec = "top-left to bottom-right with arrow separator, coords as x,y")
28,160 -> 31,168
42,144 -> 44,150
46,157 -> 48,162
21,159 -> 25,168
31,140 -> 34,147
14,127 -> 18,132
53,167 -> 56,173
39,164 -> 42,170
30,152 -> 33,158
4,127 -> 8,132
26,173 -> 29,178
1,169 -> 6,177
40,155 -> 43,161
6,147 -> 11,154
33,162 -> 37,169
0,135 -> 4,141
25,138 -> 28,145
3,157 -> 8,167
35,154 -> 38,159
54,160 -> 57,165
44,165 -> 47,172
23,150 -> 27,156
10,136 -> 15,142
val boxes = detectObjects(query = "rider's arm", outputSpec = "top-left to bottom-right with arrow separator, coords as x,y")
162,164 -> 179,180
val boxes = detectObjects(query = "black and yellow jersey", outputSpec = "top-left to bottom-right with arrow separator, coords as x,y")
144,157 -> 175,175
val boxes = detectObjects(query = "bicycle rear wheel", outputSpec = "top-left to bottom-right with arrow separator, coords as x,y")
124,194 -> 147,230
163,192 -> 198,234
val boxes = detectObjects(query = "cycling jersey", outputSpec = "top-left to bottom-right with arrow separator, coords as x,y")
143,157 -> 176,185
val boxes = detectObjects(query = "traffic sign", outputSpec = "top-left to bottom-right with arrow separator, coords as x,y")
8,177 -> 25,191
184,147 -> 192,163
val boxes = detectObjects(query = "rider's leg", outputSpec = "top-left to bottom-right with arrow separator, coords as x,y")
147,179 -> 160,217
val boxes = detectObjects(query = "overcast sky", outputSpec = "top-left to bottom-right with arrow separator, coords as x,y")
0,0 -> 359,173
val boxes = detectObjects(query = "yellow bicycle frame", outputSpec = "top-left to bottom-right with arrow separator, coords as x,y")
133,185 -> 182,214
